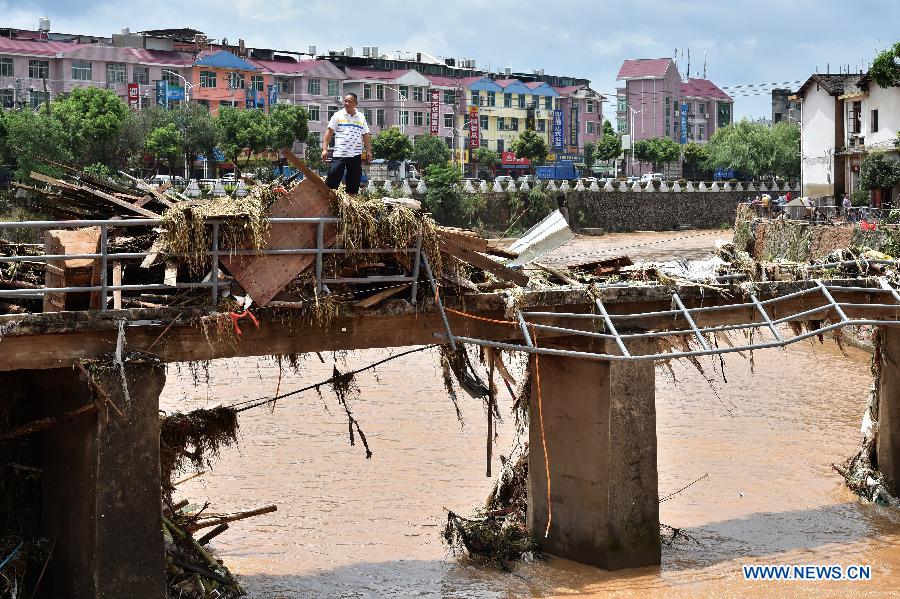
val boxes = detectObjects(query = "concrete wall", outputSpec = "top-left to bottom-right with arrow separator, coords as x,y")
800,86 -> 837,199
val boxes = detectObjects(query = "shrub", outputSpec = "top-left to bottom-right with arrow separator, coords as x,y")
851,190 -> 870,207
651,179 -> 661,190
677,178 -> 687,186
611,180 -> 621,190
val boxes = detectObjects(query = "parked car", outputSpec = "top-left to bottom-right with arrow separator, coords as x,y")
197,178 -> 217,189
518,174 -> 535,184
147,175 -> 185,187
639,173 -> 665,183
494,175 -> 515,184
579,177 -> 598,186
221,173 -> 237,182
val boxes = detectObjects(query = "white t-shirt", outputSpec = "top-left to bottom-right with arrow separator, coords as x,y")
327,108 -> 370,158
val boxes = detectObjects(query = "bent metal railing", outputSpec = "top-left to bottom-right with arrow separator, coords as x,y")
428,276 -> 900,363
0,218 -> 423,309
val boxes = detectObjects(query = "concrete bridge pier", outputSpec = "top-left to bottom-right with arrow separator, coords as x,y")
527,337 -> 661,569
1,362 -> 166,599
877,327 -> 900,495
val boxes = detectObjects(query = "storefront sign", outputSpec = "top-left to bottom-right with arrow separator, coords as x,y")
569,106 -> 579,148
680,103 -> 688,144
552,109 -> 564,150
127,83 -> 139,108
501,151 -> 529,166
155,80 -> 168,108
468,105 -> 480,149
429,89 -> 440,135
268,85 -> 278,107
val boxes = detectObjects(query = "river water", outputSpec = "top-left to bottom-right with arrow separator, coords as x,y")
160,230 -> 900,598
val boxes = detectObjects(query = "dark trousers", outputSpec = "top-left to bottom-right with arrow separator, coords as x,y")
325,155 -> 363,194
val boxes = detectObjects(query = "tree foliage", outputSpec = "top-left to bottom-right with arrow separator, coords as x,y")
0,109 -> 72,180
682,142 -> 709,179
371,127 -> 413,162
145,123 -> 184,173
633,137 -> 680,171
595,120 -> 622,162
423,160 -> 472,226
704,119 -> 799,178
217,107 -> 272,171
870,42 -> 900,88
583,141 -> 596,169
268,104 -> 309,152
170,103 -> 220,166
511,129 -> 548,172
411,134 -> 451,173
860,151 -> 900,191
52,87 -> 130,168
473,147 -> 500,172
305,132 -> 325,173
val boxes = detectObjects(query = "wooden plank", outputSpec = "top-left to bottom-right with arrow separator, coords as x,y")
437,228 -> 488,253
79,185 -> 161,218
118,171 -> 176,208
353,283 -> 411,308
112,261 -> 123,310
439,238 -> 530,287
43,228 -> 101,313
219,166 -> 338,306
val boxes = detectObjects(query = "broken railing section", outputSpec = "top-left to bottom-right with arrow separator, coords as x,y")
427,278 -> 900,363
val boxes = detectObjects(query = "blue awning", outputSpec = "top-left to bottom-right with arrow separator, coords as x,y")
195,50 -> 257,71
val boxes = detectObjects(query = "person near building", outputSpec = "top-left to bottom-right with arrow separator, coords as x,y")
321,93 -> 372,195
842,193 -> 853,221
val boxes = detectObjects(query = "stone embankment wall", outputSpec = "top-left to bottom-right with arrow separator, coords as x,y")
733,205 -> 900,261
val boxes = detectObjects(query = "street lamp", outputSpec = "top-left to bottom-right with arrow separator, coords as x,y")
628,105 -> 644,176
162,70 -> 195,102
381,84 -> 407,134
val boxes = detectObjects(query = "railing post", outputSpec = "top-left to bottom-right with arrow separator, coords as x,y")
409,233 -> 422,302
99,224 -> 108,311
210,222 -> 220,306
315,220 -> 324,294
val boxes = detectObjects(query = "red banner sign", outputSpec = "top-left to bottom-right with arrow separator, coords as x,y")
127,83 -> 140,108
468,105 -> 480,149
429,89 -> 440,135
500,151 -> 529,165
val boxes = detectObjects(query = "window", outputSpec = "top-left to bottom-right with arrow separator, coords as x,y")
398,85 -> 409,99
463,113 -> 470,127
587,100 -> 594,113
698,103 -> 706,116
364,109 -> 373,123
871,109 -> 879,133
30,90 -> 49,109
480,114 -> 488,130
363,83 -> 372,99
617,118 -> 626,132
163,70 -> 182,87
308,78 -> 320,94
400,110 -> 409,126
504,93 -> 512,108
376,84 -> 384,100
698,124 -> 706,140
443,90 -> 455,104
850,101 -> 862,134
197,99 -> 210,109
444,137 -> 452,148
29,60 -> 49,80
133,65 -> 150,85
227,72 -> 245,89
0,57 -> 13,77
510,117 -> 519,131
106,62 -> 126,84
497,117 -> 505,131
587,121 -> 596,135
71,60 -> 91,81
327,79 -> 339,96
471,90 -> 480,105
220,100 -> 238,108
487,91 -> 496,107
1,89 -> 14,108
413,86 -> 424,101
444,113 -> 454,128
376,109 -> 385,126
463,137 -> 470,150
496,139 -> 504,153
251,75 -> 264,92
544,96 -> 552,110
328,105 -> 339,120
200,71 -> 217,88
307,104 -> 320,121
518,94 -> 525,108
555,98 -> 560,110
537,119 -> 546,132
617,98 -> 626,112
276,77 -> 293,94
413,111 -> 423,126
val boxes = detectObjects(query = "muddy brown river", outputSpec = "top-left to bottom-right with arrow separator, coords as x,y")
161,230 -> 900,598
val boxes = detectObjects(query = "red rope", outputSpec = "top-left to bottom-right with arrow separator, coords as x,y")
229,310 -> 259,338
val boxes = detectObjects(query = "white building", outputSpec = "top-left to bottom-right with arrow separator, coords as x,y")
794,73 -> 900,201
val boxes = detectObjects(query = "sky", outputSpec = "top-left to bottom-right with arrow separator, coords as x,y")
2,0 -> 897,120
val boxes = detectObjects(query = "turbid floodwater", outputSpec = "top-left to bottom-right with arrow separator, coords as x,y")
160,230 -> 900,598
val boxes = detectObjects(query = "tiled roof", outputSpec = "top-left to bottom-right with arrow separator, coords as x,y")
552,85 -> 583,96
126,48 -> 194,65
494,79 -> 519,87
616,58 -> 673,79
424,74 -> 462,87
249,58 -> 332,75
195,50 -> 257,71
680,78 -> 732,101
0,37 -> 78,56
794,73 -> 862,97
343,67 -> 408,81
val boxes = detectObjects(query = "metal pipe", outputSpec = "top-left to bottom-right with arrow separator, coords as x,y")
595,297 -> 631,357
315,221 -> 324,294
421,253 -> 456,351
517,311 -> 534,347
751,293 -> 784,343
672,292 -> 710,351
816,279 -> 850,323
409,234 -> 422,302
210,222 -> 220,305
99,224 -> 108,311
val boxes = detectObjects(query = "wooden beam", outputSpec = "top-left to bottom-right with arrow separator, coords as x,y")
440,238 -> 530,287
437,228 -> 488,253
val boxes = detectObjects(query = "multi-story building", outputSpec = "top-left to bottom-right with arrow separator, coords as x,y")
615,58 -> 733,174
771,88 -> 800,125
793,72 -> 899,201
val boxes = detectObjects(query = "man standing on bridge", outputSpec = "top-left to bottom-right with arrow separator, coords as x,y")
321,93 -> 372,195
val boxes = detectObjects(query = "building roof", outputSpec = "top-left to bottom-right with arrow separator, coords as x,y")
525,81 -> 560,97
0,37 -> 78,56
195,50 -> 257,71
793,74 -> 862,98
249,58 -> 338,75
343,67 -> 409,81
680,78 -> 732,101
552,84 -> 583,96
616,58 -> 674,80
424,74 -> 462,88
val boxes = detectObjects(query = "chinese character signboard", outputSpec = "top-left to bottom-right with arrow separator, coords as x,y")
268,85 -> 278,107
680,103 -> 688,144
127,83 -> 139,109
429,89 -> 440,135
155,80 -> 168,108
552,109 -> 564,150
569,106 -> 579,148
468,105 -> 480,149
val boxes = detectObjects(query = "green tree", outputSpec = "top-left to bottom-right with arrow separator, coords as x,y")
145,123 -> 184,175
423,160 -> 471,226
595,120 -> 622,162
473,147 -> 500,177
216,107 -> 273,172
411,134 -> 451,173
583,141 -> 597,170
769,122 -> 800,179
305,132 -> 325,173
171,103 -> 221,178
51,87 -> 130,168
704,118 -> 799,179
0,109 -> 72,180
860,151 -> 900,191
371,127 -> 413,162
511,129 -> 548,174
268,104 -> 309,152
870,42 -> 900,88
682,142 -> 709,179
633,137 -> 680,172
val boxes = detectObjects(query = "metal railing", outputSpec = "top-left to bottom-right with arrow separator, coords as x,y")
429,277 -> 900,363
0,217 -> 423,309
